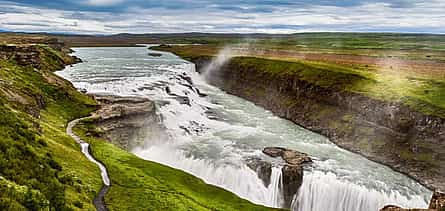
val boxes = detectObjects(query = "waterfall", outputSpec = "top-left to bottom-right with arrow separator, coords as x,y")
133,146 -> 287,208
291,170 -> 429,211
57,47 -> 432,211
267,166 -> 284,207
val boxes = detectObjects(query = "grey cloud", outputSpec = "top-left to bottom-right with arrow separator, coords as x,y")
0,0 -> 444,34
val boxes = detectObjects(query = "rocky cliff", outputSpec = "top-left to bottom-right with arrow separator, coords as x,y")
189,56 -> 445,192
90,95 -> 166,151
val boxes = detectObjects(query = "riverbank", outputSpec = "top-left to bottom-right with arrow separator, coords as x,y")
152,45 -> 445,192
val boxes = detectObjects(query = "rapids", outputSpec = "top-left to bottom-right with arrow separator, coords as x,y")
57,47 -> 432,211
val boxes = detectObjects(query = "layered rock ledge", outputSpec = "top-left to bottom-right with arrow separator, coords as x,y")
91,95 -> 165,151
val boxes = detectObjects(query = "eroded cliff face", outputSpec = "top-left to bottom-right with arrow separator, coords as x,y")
191,56 -> 445,192
91,95 -> 166,151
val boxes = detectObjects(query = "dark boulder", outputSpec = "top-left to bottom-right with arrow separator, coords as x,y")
179,73 -> 193,85
174,96 -> 191,106
148,53 -> 162,57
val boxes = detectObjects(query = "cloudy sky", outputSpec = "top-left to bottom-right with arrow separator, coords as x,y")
0,0 -> 444,34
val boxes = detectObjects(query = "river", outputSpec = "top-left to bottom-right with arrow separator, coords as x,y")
57,47 -> 432,211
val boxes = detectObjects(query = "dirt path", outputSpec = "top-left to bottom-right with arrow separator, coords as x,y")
67,117 -> 110,211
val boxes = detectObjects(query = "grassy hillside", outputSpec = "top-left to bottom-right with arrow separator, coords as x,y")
74,120 -> 279,211
0,44 -> 102,210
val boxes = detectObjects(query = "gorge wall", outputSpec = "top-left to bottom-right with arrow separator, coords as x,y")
90,95 -> 166,151
189,56 -> 445,192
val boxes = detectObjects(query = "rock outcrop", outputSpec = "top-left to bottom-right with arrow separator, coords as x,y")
263,147 -> 312,208
380,191 -> 445,211
263,147 -> 312,165
0,43 -> 82,124
0,44 -> 80,70
380,205 -> 429,211
91,95 -> 166,151
247,147 -> 312,208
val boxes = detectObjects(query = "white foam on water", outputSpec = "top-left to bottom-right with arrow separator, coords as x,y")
132,145 -> 284,207
293,170 -> 428,211
57,47 -> 432,210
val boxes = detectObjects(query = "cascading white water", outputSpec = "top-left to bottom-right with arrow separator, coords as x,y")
293,170 -> 428,211
268,166 -> 284,208
133,145 -> 284,207
57,46 -> 432,211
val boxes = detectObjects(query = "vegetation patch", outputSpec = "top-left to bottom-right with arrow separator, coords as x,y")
0,44 -> 101,210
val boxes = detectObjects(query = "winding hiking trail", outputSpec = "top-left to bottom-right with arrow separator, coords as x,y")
67,117 -> 110,211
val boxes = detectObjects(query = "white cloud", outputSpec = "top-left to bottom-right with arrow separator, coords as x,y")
84,0 -> 124,6
0,1 -> 444,34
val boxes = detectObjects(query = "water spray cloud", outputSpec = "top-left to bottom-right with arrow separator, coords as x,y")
202,46 -> 236,81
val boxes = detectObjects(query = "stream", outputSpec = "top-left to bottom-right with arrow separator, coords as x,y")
66,118 -> 110,211
57,47 -> 432,211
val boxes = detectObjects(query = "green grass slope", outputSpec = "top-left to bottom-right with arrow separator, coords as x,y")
0,45 -> 102,210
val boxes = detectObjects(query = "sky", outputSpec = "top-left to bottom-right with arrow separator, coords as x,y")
0,0 -> 444,34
